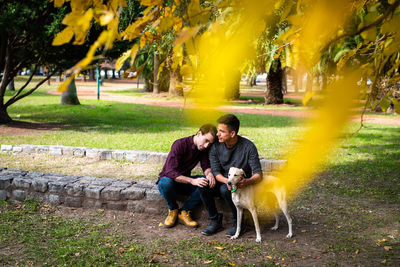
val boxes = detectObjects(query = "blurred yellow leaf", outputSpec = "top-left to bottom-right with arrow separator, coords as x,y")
129,248 -> 135,252
228,262 -> 236,266
141,0 -> 163,7
391,98 -> 400,114
302,91 -> 316,106
100,12 -> 114,26
203,260 -> 213,264
355,249 -> 359,254
158,222 -> 163,227
361,26 -> 377,42
58,74 -> 77,93
52,0 -> 65,8
266,256 -> 273,259
52,27 -> 74,46
214,246 -> 224,250
292,239 -> 297,243
383,246 -> 392,251
174,26 -> 200,49
381,259 -> 387,265
116,50 -> 131,71
180,64 -> 193,78
379,97 -> 391,113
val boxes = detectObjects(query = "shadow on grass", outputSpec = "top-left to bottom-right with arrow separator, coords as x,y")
7,95 -> 301,134
322,126 -> 400,204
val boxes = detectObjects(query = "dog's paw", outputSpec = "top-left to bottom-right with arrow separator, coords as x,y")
256,237 -> 262,243
270,226 -> 278,231
231,235 -> 239,240
286,233 -> 293,238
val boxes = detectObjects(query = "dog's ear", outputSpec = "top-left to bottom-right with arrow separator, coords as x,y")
239,168 -> 245,177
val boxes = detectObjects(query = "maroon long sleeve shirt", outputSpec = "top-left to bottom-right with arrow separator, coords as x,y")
157,135 -> 211,182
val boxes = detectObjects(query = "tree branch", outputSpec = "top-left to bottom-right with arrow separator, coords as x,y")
321,0 -> 400,53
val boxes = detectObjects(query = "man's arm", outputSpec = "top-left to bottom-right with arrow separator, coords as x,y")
175,175 -> 209,187
237,142 -> 262,188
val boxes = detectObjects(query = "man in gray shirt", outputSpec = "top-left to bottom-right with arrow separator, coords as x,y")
199,114 -> 262,236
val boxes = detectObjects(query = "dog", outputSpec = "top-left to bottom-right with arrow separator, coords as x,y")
227,167 -> 293,243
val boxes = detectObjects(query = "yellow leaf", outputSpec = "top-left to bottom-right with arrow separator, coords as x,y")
292,239 -> 297,243
116,50 -> 131,71
180,64 -> 193,78
302,91 -> 316,106
100,12 -> 114,26
140,0 -> 163,7
52,27 -> 74,46
381,259 -> 387,265
129,248 -> 135,252
379,97 -> 391,113
158,222 -> 163,227
391,98 -> 400,114
378,239 -> 387,243
53,0 -> 65,8
228,262 -> 236,266
203,260 -> 213,264
58,74 -> 77,93
174,26 -> 200,48
361,26 -> 377,42
214,246 -> 224,250
355,249 -> 359,254
266,256 -> 273,259
157,61 -> 165,80
383,246 -> 392,251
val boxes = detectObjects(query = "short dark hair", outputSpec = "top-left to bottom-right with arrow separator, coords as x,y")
199,124 -> 217,140
217,114 -> 240,134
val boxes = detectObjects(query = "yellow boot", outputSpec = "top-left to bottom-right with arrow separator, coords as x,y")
164,209 -> 178,228
178,210 -> 199,228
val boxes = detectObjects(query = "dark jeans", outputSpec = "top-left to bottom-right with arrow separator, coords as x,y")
158,176 -> 204,211
198,182 -> 237,221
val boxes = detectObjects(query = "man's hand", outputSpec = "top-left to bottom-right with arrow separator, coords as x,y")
191,177 -> 209,188
206,172 -> 216,188
237,178 -> 247,188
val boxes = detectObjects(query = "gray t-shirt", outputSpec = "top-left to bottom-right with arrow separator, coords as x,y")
209,135 -> 262,179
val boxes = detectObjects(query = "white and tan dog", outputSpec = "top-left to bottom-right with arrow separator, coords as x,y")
227,167 -> 293,243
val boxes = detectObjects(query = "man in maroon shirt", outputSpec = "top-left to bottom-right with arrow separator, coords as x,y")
157,124 -> 217,228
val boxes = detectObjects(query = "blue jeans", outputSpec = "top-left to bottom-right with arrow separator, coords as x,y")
158,176 -> 204,211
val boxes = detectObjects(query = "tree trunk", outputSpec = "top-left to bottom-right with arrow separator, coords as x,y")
169,68 -> 183,96
7,79 -> 15,91
0,105 -> 12,124
144,78 -> 153,92
61,77 -> 80,105
265,58 -> 284,104
306,72 -> 313,92
225,70 -> 241,100
153,54 -> 160,94
104,69 -> 108,79
112,69 -> 116,79
89,69 -> 95,81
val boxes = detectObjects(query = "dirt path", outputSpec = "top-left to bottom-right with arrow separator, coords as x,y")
49,80 -> 400,125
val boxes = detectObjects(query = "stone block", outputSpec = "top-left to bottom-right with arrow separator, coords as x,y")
271,160 -> 286,170
127,201 -> 145,213
65,183 -> 84,197
49,194 -> 61,206
0,176 -> 13,189
27,192 -> 47,202
146,189 -> 163,201
73,148 -> 85,157
0,166 -> 7,171
111,150 -> 125,161
62,146 -> 75,156
65,196 -> 82,208
12,177 -> 32,189
100,150 -> 112,160
21,145 -> 36,154
36,145 -> 49,154
84,186 -> 104,199
101,187 -> 122,201
0,190 -> 7,200
12,146 -> 23,153
49,147 -> 63,156
12,190 -> 26,201
111,180 -> 135,188
125,151 -> 140,162
86,149 -> 100,159
83,199 -> 103,209
3,169 -> 28,176
260,159 -> 272,172
80,177 -> 114,187
1,144 -> 13,151
135,180 -> 156,189
106,201 -> 127,211
27,172 -> 44,178
144,205 -> 163,215
48,181 -> 69,194
31,179 -> 49,193
121,186 -> 145,200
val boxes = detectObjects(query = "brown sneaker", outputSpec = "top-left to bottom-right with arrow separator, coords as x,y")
164,209 -> 178,228
178,210 -> 199,228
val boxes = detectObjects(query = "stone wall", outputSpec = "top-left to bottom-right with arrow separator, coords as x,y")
1,144 -> 286,217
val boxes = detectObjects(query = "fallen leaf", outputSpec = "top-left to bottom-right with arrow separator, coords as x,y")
159,222 -> 164,227
355,249 -> 359,254
378,238 -> 387,243
381,259 -> 387,265
266,256 -> 273,259
155,251 -> 166,255
214,246 -> 225,250
129,248 -> 135,252
301,230 -> 307,233
301,256 -> 306,259
204,260 -> 213,264
383,246 -> 392,251
292,240 -> 297,243
228,262 -> 236,266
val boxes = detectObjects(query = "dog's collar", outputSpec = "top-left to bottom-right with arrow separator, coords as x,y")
231,187 -> 237,193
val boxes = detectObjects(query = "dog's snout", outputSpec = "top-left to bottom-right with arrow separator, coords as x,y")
227,182 -> 232,186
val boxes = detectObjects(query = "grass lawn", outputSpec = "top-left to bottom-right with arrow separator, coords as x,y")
0,76 -> 399,266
